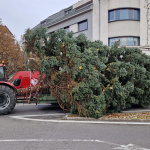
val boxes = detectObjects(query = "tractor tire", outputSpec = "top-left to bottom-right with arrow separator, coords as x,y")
0,85 -> 16,115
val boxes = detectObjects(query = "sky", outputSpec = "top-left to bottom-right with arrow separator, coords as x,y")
0,0 -> 79,41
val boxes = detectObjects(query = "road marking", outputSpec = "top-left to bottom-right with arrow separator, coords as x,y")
11,113 -> 66,118
114,144 -> 150,150
0,139 -> 149,150
10,114 -> 150,125
0,139 -> 119,146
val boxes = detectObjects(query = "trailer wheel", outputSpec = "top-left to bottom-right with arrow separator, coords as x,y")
0,85 -> 16,115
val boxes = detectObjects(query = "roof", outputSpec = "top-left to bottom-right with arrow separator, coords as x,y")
32,2 -> 93,30
32,6 -> 73,30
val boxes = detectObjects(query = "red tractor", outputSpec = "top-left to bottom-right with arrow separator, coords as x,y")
0,61 -> 57,115
0,62 -> 16,115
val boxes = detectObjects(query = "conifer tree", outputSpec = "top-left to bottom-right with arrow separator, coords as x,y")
24,27 -> 150,118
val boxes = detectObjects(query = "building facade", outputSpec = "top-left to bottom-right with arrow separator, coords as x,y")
33,0 -> 150,55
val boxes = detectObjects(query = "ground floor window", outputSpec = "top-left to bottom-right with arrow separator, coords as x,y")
108,37 -> 140,46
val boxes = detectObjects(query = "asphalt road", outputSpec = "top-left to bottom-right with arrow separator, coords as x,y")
0,104 -> 150,150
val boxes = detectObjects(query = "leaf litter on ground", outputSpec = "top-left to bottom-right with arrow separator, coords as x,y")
68,112 -> 150,120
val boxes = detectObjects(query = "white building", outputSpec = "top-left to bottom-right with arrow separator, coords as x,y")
33,0 -> 150,55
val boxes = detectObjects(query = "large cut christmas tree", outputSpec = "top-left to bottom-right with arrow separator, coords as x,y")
24,27 -> 150,118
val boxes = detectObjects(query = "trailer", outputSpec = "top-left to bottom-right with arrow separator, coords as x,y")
0,61 -> 57,115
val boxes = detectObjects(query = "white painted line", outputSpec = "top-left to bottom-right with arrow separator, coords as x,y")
11,113 -> 66,118
0,139 -> 149,150
10,114 -> 150,125
0,139 -> 119,146
114,144 -> 150,150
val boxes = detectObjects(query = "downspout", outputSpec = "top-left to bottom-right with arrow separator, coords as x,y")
99,0 -> 101,41
146,0 -> 149,46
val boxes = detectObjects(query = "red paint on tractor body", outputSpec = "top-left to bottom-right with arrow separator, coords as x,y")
0,81 -> 16,88
0,64 -> 5,67
12,71 -> 41,89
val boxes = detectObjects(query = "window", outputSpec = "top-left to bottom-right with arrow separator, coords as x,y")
110,11 -> 114,21
65,9 -> 72,15
122,37 -> 126,46
13,79 -> 21,87
108,8 -> 140,22
78,20 -> 88,32
64,26 -> 69,33
41,21 -> 46,26
129,9 -> 133,20
116,10 -> 120,20
109,37 -> 140,46
50,31 -> 55,34
121,9 -> 128,20
134,9 -> 140,20
133,37 -> 139,46
0,67 -> 4,80
109,38 -> 120,46
128,37 -> 134,46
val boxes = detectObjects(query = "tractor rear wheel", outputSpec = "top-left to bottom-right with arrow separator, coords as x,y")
0,85 -> 16,115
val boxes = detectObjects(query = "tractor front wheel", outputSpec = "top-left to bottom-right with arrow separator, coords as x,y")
0,85 -> 16,115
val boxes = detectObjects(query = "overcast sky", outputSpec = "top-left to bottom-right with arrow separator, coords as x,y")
0,0 -> 79,41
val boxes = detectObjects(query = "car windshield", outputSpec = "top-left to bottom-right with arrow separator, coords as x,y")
0,67 -> 5,80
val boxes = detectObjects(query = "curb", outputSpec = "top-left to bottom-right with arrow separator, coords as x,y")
62,115 -> 150,122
